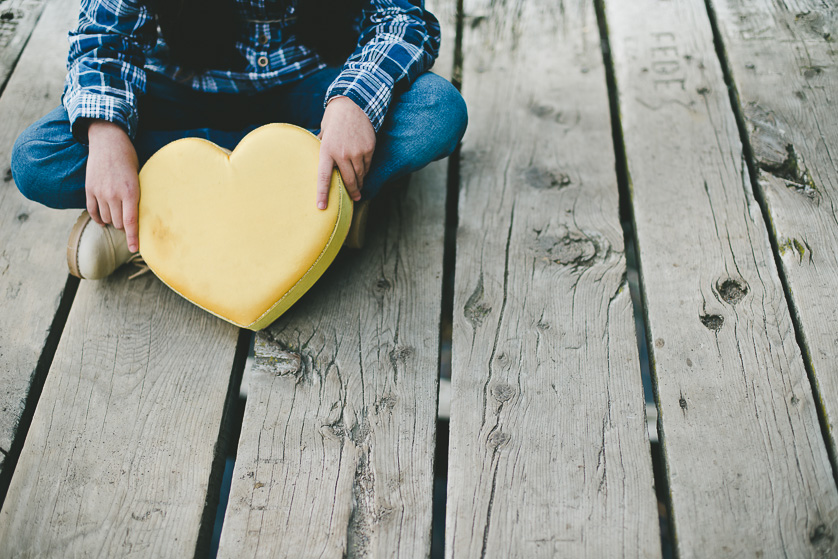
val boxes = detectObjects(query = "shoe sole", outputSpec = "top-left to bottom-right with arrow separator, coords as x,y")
67,211 -> 92,279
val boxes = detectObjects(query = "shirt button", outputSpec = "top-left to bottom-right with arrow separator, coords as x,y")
259,34 -> 269,45
257,56 -> 269,68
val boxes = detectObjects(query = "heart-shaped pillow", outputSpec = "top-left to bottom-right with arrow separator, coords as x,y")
137,123 -> 353,330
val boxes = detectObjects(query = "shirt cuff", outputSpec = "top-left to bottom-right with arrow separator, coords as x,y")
63,91 -> 138,143
325,67 -> 395,132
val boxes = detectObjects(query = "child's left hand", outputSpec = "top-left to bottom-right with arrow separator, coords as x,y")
317,96 -> 376,209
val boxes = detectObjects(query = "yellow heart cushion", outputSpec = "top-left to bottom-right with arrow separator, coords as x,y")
137,123 -> 353,330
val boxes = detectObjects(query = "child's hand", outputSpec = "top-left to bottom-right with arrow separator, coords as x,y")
317,96 -> 376,209
86,120 -> 140,252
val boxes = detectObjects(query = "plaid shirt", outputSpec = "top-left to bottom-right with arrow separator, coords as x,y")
63,0 -> 440,139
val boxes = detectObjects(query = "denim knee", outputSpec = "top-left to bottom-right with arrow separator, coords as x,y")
410,73 -> 468,160
11,106 -> 88,209
11,125 -> 40,202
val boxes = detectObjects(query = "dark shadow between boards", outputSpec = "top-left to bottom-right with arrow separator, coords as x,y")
702,0 -> 838,490
0,275 -> 79,510
594,1 -> 676,557
204,329 -> 251,559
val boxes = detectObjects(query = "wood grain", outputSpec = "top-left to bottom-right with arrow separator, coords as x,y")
217,3 -> 454,554
711,0 -> 838,464
605,0 -> 838,556
0,0 -> 79,475
445,0 -> 660,557
0,0 -> 48,93
217,171 -> 446,559
0,269 -> 241,557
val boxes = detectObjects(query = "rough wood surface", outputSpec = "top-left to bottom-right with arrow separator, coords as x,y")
217,167 -> 446,559
605,0 -> 838,556
445,0 -> 660,557
217,2 -> 453,554
0,270 -> 241,557
0,0 -> 48,92
0,0 -> 78,475
711,0 -> 838,462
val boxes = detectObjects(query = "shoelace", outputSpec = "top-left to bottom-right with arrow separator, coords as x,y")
127,253 -> 152,280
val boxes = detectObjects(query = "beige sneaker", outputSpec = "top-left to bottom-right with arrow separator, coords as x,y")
67,211 -> 135,279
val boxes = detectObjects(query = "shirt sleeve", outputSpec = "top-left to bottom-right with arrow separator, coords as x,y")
325,0 -> 441,131
63,0 -> 157,141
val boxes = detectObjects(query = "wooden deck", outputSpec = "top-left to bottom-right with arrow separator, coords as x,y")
0,0 -> 837,557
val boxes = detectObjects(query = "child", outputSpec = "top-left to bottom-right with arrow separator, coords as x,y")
11,0 -> 467,279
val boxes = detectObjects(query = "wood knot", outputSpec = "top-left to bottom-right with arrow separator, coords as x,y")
375,277 -> 391,291
803,66 -> 823,79
254,348 -> 301,376
320,419 -> 347,440
679,396 -> 688,410
491,383 -> 516,403
655,338 -> 665,348
745,103 -> 813,189
3,167 -> 12,182
809,524 -> 834,549
717,278 -> 748,305
374,394 -> 397,414
0,12 -> 14,21
487,431 -> 511,449
535,232 -> 598,269
794,10 -> 836,43
494,352 -> 511,366
528,102 -> 555,119
16,213 -> 28,223
523,167 -> 571,190
464,275 -> 491,328
700,314 -> 724,331
389,345 -> 414,365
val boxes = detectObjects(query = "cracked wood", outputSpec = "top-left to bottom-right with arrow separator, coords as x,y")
605,0 -> 838,556
0,270 -> 241,557
0,0 -> 79,477
215,1 -> 454,550
446,0 -> 660,557
217,168 -> 446,559
711,0 -> 838,467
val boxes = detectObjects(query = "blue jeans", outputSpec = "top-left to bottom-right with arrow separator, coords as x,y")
11,67 -> 467,208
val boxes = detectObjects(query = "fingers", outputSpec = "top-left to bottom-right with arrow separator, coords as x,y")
351,155 -> 367,191
87,195 -> 103,226
318,150 -> 364,208
98,200 -> 113,227
316,150 -> 334,210
318,97 -> 376,206
85,171 -> 140,253
335,157 -> 360,202
109,200 -> 124,231
123,201 -> 139,253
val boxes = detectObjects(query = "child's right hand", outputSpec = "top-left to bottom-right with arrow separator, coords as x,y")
86,120 -> 140,253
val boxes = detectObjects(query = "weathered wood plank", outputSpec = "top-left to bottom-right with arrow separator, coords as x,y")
445,0 -> 660,557
0,0 -> 79,476
711,0 -> 838,461
0,270 -> 241,557
604,0 -> 838,556
0,0 -> 49,93
217,173 -> 446,559
217,3 -> 454,554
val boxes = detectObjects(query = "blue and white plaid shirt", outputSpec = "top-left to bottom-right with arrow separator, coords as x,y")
63,0 -> 441,139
